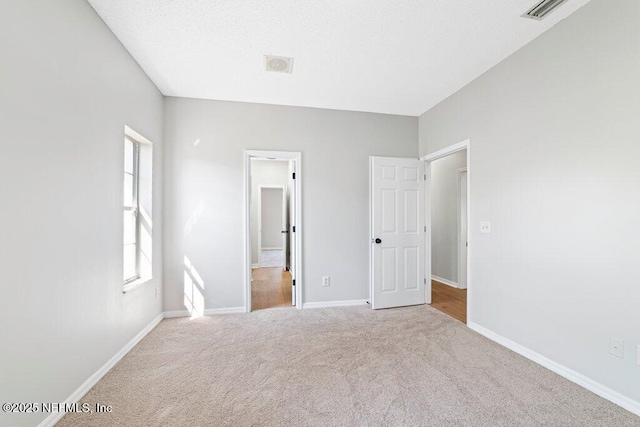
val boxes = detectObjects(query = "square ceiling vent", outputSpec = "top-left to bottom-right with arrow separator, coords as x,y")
264,55 -> 294,73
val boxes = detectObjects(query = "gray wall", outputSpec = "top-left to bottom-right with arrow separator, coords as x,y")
419,0 -> 640,405
0,1 -> 164,426
250,159 -> 290,263
261,188 -> 285,250
163,97 -> 418,310
430,150 -> 466,284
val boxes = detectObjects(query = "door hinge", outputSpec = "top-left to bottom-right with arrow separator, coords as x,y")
424,174 -> 427,181
424,278 -> 427,284
424,226 -> 427,232
292,172 -> 296,179
292,279 -> 296,287
293,226 -> 296,233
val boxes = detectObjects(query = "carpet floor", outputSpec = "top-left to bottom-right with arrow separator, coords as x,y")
59,305 -> 638,426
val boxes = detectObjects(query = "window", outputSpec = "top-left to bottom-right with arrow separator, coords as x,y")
123,136 -> 140,283
123,126 -> 153,290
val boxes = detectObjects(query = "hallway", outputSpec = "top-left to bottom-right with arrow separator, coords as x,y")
251,267 -> 293,311
431,280 -> 467,323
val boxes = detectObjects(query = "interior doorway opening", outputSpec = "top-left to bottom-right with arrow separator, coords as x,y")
424,141 -> 470,323
245,151 -> 302,312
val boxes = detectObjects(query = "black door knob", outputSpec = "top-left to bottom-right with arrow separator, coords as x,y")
375,238 -> 382,244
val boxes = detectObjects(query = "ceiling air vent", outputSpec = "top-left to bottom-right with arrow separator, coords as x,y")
264,55 -> 294,73
523,0 -> 569,20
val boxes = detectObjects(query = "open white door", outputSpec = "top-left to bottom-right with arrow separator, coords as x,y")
281,187 -> 287,271
370,157 -> 426,309
289,161 -> 296,305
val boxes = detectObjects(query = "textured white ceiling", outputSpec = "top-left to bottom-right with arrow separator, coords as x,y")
87,0 -> 592,116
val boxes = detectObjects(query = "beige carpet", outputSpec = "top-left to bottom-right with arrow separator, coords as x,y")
59,305 -> 638,426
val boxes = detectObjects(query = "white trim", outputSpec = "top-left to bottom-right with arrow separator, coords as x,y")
422,139 -> 468,162
38,313 -> 163,427
251,263 -> 260,269
468,322 -> 640,417
302,299 -> 368,309
456,167 -> 468,290
432,275 -> 459,289
369,157 -> 373,305
122,276 -> 152,293
245,151 -> 303,312
424,158 -> 432,304
163,307 -> 245,318
421,139 -> 471,323
124,125 -> 153,146
261,247 -> 283,251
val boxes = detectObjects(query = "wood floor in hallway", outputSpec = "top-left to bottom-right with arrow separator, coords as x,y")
251,267 -> 293,311
431,280 -> 467,323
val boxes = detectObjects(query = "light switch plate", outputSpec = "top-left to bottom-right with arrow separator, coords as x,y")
609,337 -> 624,358
480,221 -> 491,234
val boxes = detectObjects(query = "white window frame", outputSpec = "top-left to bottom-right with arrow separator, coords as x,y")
123,135 -> 141,286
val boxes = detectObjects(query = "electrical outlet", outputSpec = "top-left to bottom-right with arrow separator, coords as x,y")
322,276 -> 330,287
609,338 -> 624,359
480,221 -> 491,234
155,287 -> 160,300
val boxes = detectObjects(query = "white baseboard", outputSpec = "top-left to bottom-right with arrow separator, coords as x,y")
251,263 -> 259,269
261,247 -> 283,251
163,307 -> 246,318
431,275 -> 459,289
38,313 -> 163,427
468,322 -> 640,417
302,299 -> 368,309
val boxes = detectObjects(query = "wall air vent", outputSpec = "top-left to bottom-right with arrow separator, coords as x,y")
523,0 -> 570,20
264,55 -> 294,73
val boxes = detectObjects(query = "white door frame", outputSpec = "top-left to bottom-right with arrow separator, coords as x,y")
421,139 -> 471,322
245,150 -> 302,312
457,167 -> 468,289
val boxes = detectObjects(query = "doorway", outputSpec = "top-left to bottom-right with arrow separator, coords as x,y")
424,140 -> 470,323
368,143 -> 471,319
245,151 -> 302,312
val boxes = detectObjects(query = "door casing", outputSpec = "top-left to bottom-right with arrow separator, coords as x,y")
422,139 -> 471,323
457,168 -> 468,289
244,150 -> 302,312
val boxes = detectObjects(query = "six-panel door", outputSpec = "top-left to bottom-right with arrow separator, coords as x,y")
371,157 -> 425,309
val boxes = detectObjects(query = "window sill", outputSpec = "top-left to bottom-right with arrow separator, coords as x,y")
123,276 -> 153,294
